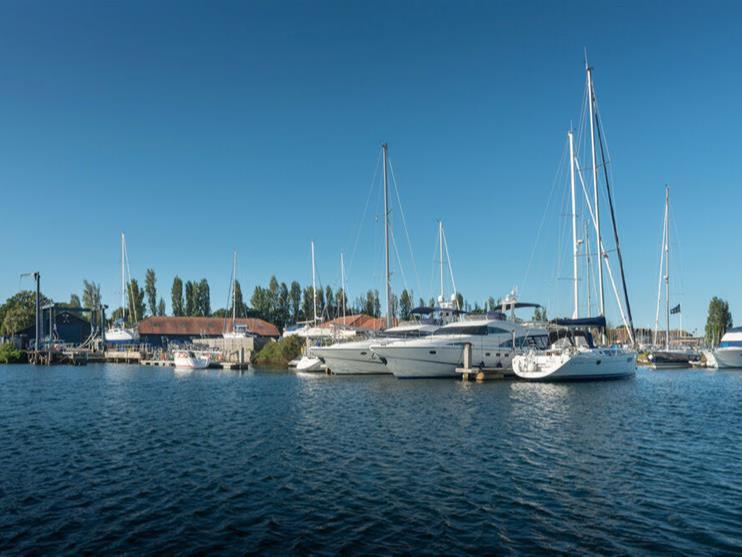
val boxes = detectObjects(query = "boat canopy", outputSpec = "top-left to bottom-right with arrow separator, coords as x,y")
550,316 -> 607,329
410,306 -> 465,315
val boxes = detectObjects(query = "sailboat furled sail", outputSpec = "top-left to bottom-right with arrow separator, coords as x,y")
223,251 -> 251,339
512,57 -> 636,381
105,233 -> 140,344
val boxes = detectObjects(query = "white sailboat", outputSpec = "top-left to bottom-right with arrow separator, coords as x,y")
105,233 -> 140,344
294,240 -> 326,372
223,251 -> 251,339
512,60 -> 636,382
646,187 -> 698,368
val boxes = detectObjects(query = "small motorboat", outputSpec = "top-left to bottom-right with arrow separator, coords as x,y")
173,350 -> 211,369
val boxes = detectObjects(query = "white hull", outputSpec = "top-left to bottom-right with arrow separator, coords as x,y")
173,352 -> 210,369
295,355 -> 324,372
513,348 -> 636,381
371,343 -> 467,378
312,341 -> 389,375
105,327 -> 139,344
703,348 -> 742,369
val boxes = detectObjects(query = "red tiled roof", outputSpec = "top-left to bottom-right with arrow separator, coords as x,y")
138,316 -> 280,338
318,314 -> 396,331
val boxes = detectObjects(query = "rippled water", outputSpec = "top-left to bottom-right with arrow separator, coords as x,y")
1,364 -> 741,554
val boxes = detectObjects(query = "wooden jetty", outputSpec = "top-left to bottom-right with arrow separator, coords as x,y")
455,343 -> 513,382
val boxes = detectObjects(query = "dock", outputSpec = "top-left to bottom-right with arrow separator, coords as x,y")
455,343 -> 513,381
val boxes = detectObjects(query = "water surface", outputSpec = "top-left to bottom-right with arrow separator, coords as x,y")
1,364 -> 741,554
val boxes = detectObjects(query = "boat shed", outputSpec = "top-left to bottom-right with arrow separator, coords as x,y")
16,309 -> 93,347
137,316 -> 280,347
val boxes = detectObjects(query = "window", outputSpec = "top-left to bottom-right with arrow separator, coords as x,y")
435,325 -> 489,336
487,326 -> 509,335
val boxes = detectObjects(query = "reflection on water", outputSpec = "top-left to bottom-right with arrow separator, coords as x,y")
0,364 -> 741,554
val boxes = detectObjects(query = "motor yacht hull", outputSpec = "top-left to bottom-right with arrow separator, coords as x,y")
647,350 -> 699,369
173,352 -> 210,369
702,348 -> 742,369
312,342 -> 389,375
371,344 -> 466,378
513,348 -> 636,381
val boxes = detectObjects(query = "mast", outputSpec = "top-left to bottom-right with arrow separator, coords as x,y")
311,241 -> 318,324
569,130 -> 579,318
340,252 -> 346,325
439,220 -> 445,302
664,185 -> 670,350
232,250 -> 237,330
586,59 -> 605,318
585,219 -> 592,316
382,143 -> 392,328
120,233 -> 126,322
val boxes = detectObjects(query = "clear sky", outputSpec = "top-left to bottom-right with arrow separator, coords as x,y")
1,0 -> 740,334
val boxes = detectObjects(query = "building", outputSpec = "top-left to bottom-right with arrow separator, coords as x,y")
317,314 -> 395,332
137,316 -> 280,347
16,309 -> 93,347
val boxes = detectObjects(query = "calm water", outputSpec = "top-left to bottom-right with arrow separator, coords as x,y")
1,364 -> 741,555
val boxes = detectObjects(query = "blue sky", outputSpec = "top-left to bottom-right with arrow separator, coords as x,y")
1,0 -> 740,333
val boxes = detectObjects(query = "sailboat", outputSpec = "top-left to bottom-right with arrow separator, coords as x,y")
223,251 -> 251,339
294,241 -> 328,372
512,59 -> 636,381
105,233 -> 140,344
646,187 -> 699,369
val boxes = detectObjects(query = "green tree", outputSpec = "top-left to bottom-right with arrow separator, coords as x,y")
268,276 -> 280,322
171,276 -> 184,316
335,288 -> 348,318
127,279 -> 146,325
302,287 -> 315,322
145,268 -> 157,317
278,282 -> 290,329
185,281 -> 197,316
705,296 -> 733,345
233,279 -> 246,316
373,290 -> 381,318
82,280 -> 102,309
399,289 -> 412,321
0,291 -> 52,336
157,297 -> 166,316
252,286 -> 272,321
325,286 -> 335,320
197,279 -> 211,316
69,294 -> 82,308
365,290 -> 375,316
289,281 -> 302,322
487,296 -> 497,312
455,292 -> 464,311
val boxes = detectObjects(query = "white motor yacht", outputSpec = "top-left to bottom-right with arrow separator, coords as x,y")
703,327 -> 742,368
371,317 -> 549,379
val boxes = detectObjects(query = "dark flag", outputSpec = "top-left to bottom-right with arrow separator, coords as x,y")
670,304 -> 681,315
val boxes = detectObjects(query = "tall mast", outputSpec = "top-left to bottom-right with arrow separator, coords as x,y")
232,250 -> 237,329
311,241 -> 318,323
382,143 -> 392,328
120,232 -> 126,321
585,219 -> 592,316
586,60 -> 605,317
439,220 -> 445,301
569,130 -> 579,318
665,185 -> 670,350
340,252 -> 346,325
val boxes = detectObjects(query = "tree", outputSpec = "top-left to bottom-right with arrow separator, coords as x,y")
145,268 -> 157,317
302,287 -> 315,322
705,296 -> 733,345
289,281 -> 302,322
268,276 -> 280,323
69,294 -> 82,308
233,279 -> 246,316
455,293 -> 464,311
365,290 -> 375,316
82,280 -> 102,309
197,279 -> 211,316
127,279 -> 146,325
171,276 -> 184,316
325,286 -> 335,320
185,281 -> 197,316
0,290 -> 52,336
278,282 -> 290,329
373,289 -> 381,318
252,286 -> 271,322
335,288 -> 348,318
419,297 -> 426,308
399,289 -> 412,321
157,298 -> 166,316
487,297 -> 497,312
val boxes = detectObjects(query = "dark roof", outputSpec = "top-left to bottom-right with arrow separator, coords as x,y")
138,316 -> 280,338
551,316 -> 607,329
